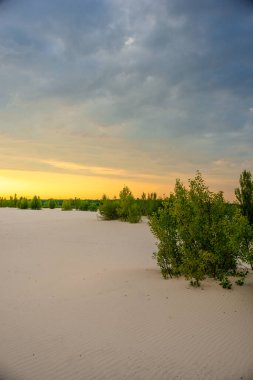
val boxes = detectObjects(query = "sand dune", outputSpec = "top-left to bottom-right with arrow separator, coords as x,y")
0,208 -> 253,380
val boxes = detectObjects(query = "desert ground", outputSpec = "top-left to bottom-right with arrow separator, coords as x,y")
0,208 -> 253,380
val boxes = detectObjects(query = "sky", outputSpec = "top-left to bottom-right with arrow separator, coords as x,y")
0,0 -> 253,200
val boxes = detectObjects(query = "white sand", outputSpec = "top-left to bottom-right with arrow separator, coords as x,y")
0,208 -> 253,380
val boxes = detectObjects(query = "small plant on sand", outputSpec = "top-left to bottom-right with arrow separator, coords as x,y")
219,276 -> 232,289
235,278 -> 244,286
235,270 -> 248,286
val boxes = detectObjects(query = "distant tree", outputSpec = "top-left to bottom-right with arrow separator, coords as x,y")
61,199 -> 73,211
117,186 -> 142,223
235,170 -> 253,225
98,198 -> 119,220
8,194 -> 18,208
117,186 -> 134,221
88,201 -> 99,212
30,196 -> 42,210
18,197 -> 29,209
48,198 -> 56,209
73,198 -> 82,210
0,197 -> 8,207
78,200 -> 89,211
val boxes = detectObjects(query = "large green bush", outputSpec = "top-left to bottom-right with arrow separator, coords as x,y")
150,172 -> 251,287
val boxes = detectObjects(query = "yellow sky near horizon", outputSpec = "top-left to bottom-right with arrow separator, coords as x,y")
0,168 -> 169,200
0,165 -> 238,201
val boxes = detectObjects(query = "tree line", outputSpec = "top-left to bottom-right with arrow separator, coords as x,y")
0,195 -> 99,211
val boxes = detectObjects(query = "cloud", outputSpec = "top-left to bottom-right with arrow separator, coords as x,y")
124,37 -> 135,46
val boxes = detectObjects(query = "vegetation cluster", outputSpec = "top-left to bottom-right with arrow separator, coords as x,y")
0,195 -> 43,210
0,195 -> 99,212
61,199 -> 99,211
98,186 -> 162,223
150,171 -> 253,288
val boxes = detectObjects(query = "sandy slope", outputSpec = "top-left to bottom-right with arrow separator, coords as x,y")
0,208 -> 252,380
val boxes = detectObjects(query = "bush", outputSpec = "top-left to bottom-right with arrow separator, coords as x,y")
30,196 -> 42,210
48,198 -> 56,209
78,200 -> 89,211
139,192 -> 163,216
235,278 -> 244,286
61,200 -> 73,211
88,201 -> 99,212
150,171 -> 251,288
78,200 -> 98,211
219,276 -> 232,289
117,186 -> 134,221
98,199 -> 119,220
18,197 -> 29,209
116,186 -> 142,223
127,202 -> 142,223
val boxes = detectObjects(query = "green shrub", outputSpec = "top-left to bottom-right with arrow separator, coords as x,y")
127,202 -> 142,223
150,171 -> 251,288
18,197 -> 29,209
235,270 -> 248,286
98,199 -> 119,220
61,200 -> 73,211
117,186 -> 134,221
139,192 -> 163,216
30,196 -> 42,210
48,198 -> 56,209
0,197 -> 8,207
235,278 -> 244,286
116,186 -> 142,223
88,201 -> 98,212
78,200 -> 89,211
219,276 -> 232,289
